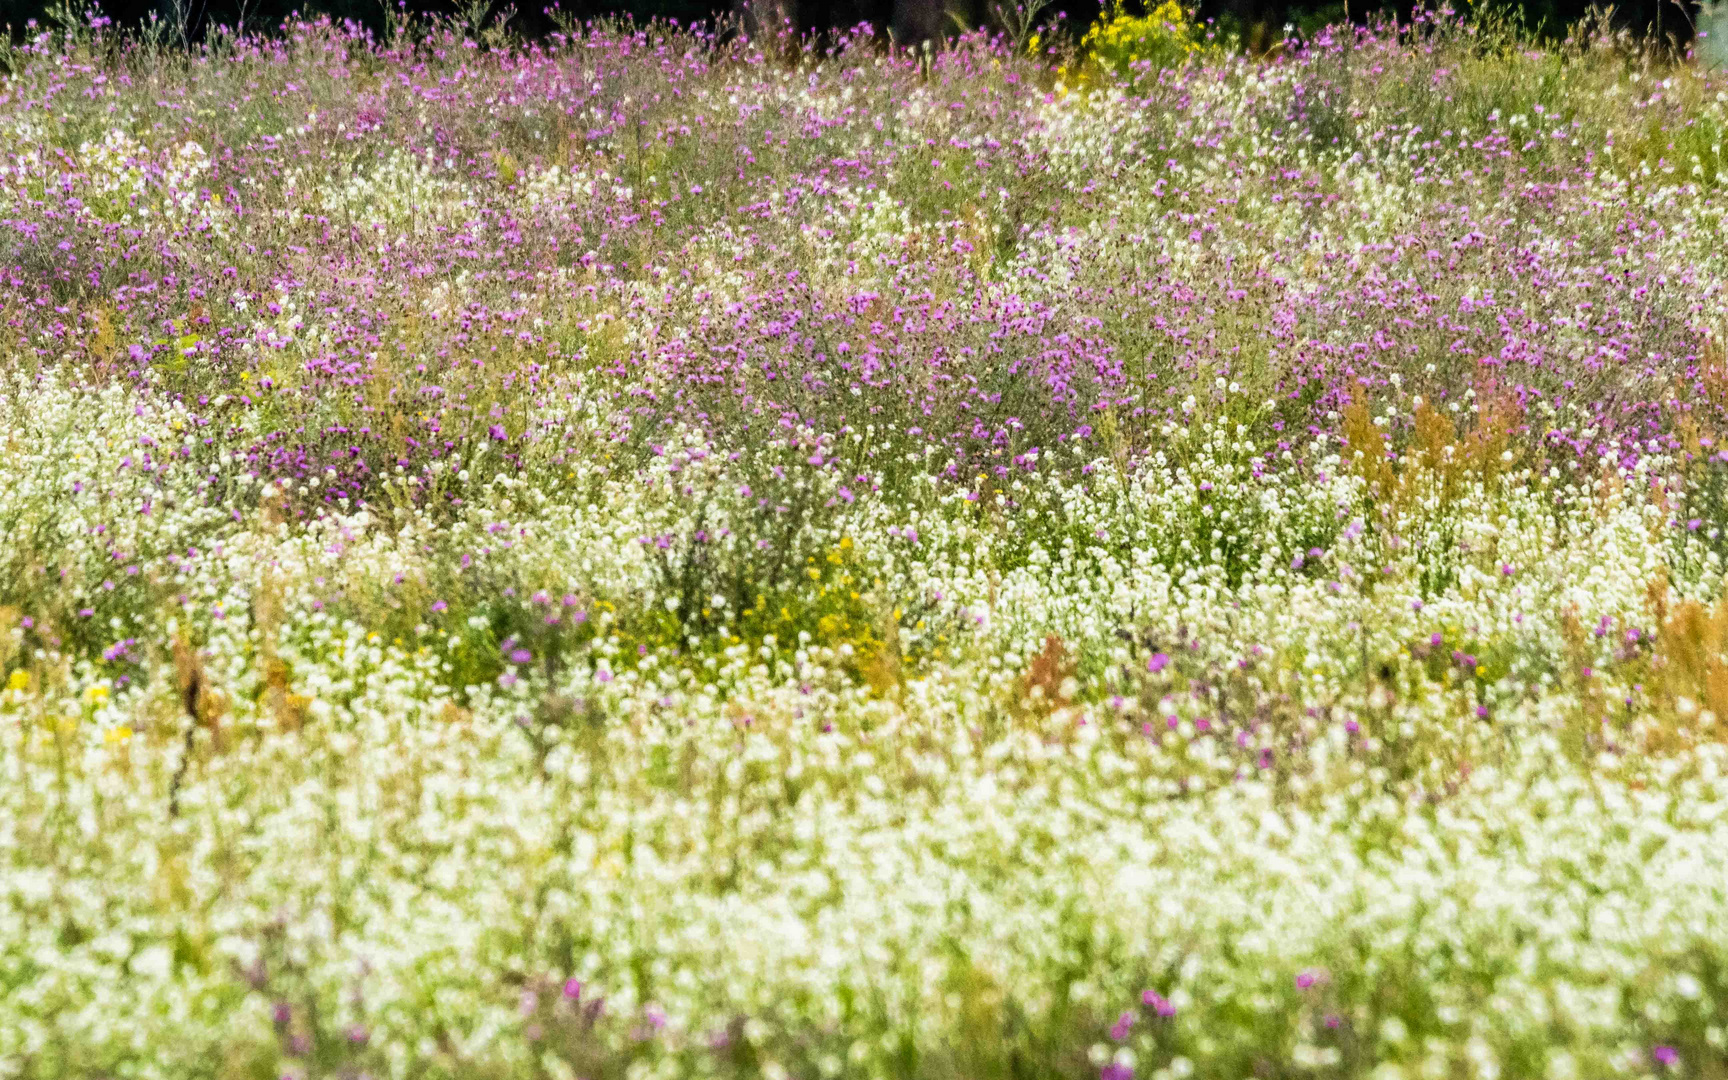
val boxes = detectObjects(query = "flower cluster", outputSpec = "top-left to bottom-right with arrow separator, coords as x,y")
2,9 -> 1728,1080
1075,1 -> 1207,81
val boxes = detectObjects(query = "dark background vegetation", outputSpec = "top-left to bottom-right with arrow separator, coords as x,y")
0,0 -> 1704,60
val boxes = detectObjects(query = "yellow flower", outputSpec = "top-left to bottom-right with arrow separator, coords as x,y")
5,670 -> 28,692
1080,0 -> 1203,79
83,684 -> 109,705
105,725 -> 133,745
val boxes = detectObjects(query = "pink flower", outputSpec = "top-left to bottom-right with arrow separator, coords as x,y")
1141,989 -> 1176,1017
1110,1011 -> 1135,1040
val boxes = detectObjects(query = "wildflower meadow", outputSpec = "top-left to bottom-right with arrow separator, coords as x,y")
4,5 -> 1728,1078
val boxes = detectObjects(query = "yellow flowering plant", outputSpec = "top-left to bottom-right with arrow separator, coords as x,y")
1077,0 -> 1205,81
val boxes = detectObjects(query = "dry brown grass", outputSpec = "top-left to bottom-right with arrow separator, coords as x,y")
1649,590 -> 1728,751
1339,372 -> 1528,518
